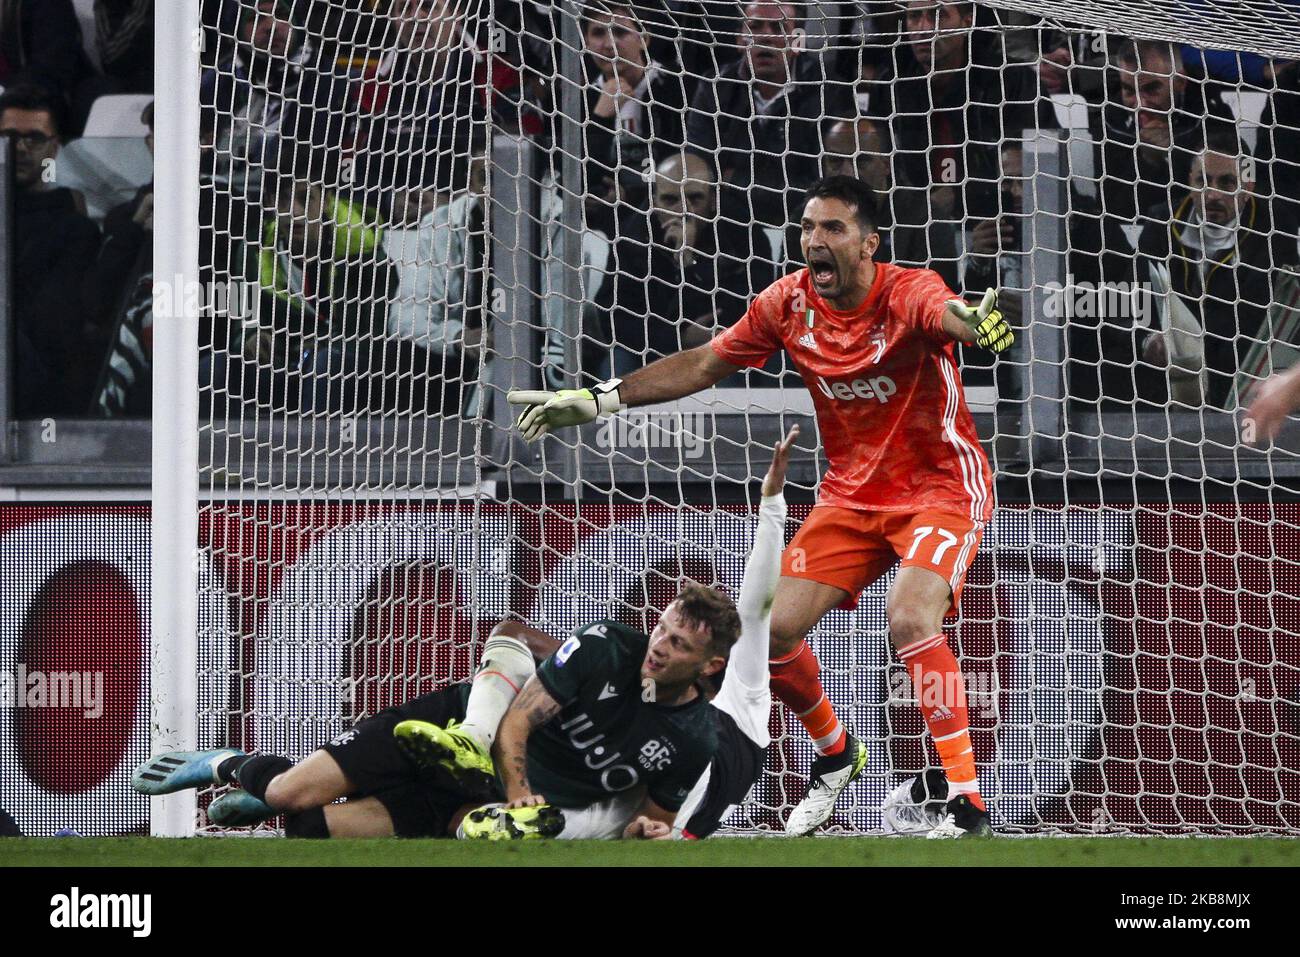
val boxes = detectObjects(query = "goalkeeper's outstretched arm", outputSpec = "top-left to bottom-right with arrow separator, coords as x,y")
509,344 -> 742,440
618,343 -> 742,407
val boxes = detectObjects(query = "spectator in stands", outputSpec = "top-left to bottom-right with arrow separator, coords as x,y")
0,0 -> 96,132
1,85 -> 100,416
209,170 -> 396,416
580,2 -> 688,221
821,117 -> 890,195
684,2 -> 853,232
1109,39 -> 1206,189
379,135 -> 490,416
1261,59 -> 1300,222
94,0 -> 155,94
538,181 -> 619,389
1133,125 -> 1300,410
201,0 -> 341,203
84,100 -> 154,418
660,1 -> 743,89
1034,25 -> 1111,101
827,2 -> 902,110
1075,39 -> 1227,282
607,152 -> 774,373
350,0 -> 484,174
1066,38 -> 1232,404
963,141 -> 1022,306
866,0 -> 1049,292
820,115 -> 933,270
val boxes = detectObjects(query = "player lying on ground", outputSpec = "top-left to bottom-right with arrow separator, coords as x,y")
403,426 -> 796,840
130,585 -> 740,839
509,175 -> 1010,837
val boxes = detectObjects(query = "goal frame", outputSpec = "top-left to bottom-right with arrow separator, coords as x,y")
152,0 -> 202,838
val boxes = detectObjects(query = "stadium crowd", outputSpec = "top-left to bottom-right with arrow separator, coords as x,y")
2,0 -> 1299,419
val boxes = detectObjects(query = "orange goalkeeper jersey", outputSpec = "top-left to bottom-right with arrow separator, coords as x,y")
711,261 -> 993,522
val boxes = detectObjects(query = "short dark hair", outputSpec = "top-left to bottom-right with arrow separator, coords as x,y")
239,0 -> 294,41
1114,37 -> 1183,75
675,583 -> 741,659
743,1 -> 805,31
1201,117 -> 1245,159
0,85 -> 67,141
803,175 -> 880,233
580,2 -> 643,34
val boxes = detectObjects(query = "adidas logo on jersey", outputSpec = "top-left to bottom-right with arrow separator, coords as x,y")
815,374 -> 898,404
797,331 -> 818,351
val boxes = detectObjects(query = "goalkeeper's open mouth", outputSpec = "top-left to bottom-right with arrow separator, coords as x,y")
807,253 -> 838,291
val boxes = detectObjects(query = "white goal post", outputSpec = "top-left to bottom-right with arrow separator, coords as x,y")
151,0 -> 202,838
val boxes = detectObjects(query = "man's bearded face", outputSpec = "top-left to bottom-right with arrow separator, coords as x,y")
653,170 -> 716,252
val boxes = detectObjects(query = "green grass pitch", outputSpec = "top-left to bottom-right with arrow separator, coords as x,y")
2,836 -> 1295,867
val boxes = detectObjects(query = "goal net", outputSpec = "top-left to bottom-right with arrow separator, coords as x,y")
188,0 -> 1300,836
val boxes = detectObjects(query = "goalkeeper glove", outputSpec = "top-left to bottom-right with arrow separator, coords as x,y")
945,288 -> 1014,354
507,378 -> 624,441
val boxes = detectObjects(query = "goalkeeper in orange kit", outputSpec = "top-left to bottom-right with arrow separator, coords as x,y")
510,177 -> 1013,836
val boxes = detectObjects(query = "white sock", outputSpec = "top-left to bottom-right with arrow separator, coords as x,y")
948,777 -> 980,799
459,634 -> 535,750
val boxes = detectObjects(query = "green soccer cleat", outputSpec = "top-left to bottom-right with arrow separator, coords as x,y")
393,719 -> 496,796
131,749 -> 243,796
207,790 -> 276,828
456,803 -> 566,841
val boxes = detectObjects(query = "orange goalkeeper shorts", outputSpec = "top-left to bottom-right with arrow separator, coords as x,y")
781,505 -> 986,616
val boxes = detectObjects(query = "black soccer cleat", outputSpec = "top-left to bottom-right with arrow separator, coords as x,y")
926,793 -> 993,839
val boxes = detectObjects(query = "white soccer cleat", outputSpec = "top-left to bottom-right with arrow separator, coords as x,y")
784,734 -> 867,836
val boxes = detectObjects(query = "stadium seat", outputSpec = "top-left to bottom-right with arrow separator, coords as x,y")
56,137 -> 152,222
83,94 -> 154,138
1221,90 -> 1268,153
73,0 -> 100,67
1051,93 -> 1098,199
763,225 -> 786,265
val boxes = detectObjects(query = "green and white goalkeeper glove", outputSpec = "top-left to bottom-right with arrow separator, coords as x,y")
507,378 -> 624,441
946,288 -> 1014,354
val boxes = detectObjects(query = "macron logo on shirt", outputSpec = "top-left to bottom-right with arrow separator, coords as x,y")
815,374 -> 898,404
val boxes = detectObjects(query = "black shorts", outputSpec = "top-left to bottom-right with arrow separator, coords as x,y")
680,711 -> 765,839
321,683 -> 499,837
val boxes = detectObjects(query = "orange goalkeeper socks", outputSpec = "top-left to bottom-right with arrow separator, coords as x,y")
898,633 -> 984,810
769,641 -> 846,757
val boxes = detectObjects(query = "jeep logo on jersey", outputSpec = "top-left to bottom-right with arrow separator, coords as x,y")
815,374 -> 898,403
